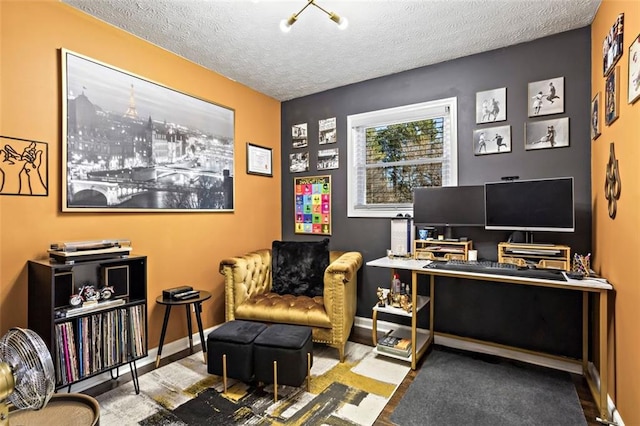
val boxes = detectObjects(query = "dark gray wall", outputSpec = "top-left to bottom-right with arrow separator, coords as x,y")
281,27 -> 591,358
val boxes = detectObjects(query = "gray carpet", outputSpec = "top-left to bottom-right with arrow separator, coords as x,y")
390,349 -> 587,426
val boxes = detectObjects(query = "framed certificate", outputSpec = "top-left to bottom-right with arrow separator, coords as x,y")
246,142 -> 273,177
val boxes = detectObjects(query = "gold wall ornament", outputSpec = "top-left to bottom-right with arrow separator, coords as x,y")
604,142 -> 621,219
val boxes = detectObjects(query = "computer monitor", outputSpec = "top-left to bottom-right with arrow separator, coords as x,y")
484,177 -> 575,232
413,185 -> 485,227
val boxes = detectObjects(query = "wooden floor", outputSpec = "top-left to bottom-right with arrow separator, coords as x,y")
348,327 -> 602,426
86,327 -> 601,425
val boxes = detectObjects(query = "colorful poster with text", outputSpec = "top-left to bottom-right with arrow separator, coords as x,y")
294,175 -> 331,235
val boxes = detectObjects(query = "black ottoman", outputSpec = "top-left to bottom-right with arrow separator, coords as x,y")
207,320 -> 267,389
253,324 -> 313,400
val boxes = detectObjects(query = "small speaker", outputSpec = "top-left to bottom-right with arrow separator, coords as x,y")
102,265 -> 130,298
54,271 -> 74,308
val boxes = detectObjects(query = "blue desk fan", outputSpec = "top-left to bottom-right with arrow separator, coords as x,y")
0,328 -> 55,425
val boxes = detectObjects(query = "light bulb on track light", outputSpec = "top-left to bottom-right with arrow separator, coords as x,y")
329,12 -> 348,30
280,14 -> 297,32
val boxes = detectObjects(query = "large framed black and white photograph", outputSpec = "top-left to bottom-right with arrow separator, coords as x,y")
525,117 -> 569,150
475,87 -> 506,124
628,33 -> 640,104
246,143 -> 272,177
528,76 -> 564,117
473,125 -> 511,155
603,13 -> 624,77
61,49 -> 235,212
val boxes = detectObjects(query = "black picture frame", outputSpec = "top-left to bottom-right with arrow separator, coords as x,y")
605,67 -> 620,126
0,135 -> 49,196
61,49 -> 235,212
628,33 -> 640,104
246,143 -> 273,177
591,92 -> 601,140
603,13 -> 624,77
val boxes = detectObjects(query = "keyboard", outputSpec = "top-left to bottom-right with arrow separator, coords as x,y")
424,260 -> 567,281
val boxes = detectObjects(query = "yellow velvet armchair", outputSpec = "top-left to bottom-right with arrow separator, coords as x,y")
220,249 -> 363,362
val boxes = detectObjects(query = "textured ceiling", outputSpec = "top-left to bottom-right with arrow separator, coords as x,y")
62,0 -> 601,101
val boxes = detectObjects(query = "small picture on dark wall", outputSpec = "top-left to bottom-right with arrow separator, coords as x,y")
605,66 -> 619,126
603,13 -> 624,77
591,93 -> 601,140
289,151 -> 309,173
318,117 -> 337,144
317,148 -> 339,170
628,33 -> 640,104
525,117 -> 569,150
475,87 -> 506,124
473,125 -> 511,155
528,76 -> 564,117
292,123 -> 308,148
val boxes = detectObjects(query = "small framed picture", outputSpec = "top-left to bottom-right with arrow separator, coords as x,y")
628,33 -> 640,104
475,87 -> 506,124
528,77 -> 564,117
603,13 -> 624,77
246,142 -> 273,177
319,117 -> 337,144
525,117 -> 569,150
473,125 -> 511,155
605,66 -> 620,126
289,151 -> 309,173
292,123 -> 308,148
317,148 -> 339,170
591,93 -> 601,140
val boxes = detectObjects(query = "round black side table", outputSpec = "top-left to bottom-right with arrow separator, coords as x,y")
155,290 -> 212,367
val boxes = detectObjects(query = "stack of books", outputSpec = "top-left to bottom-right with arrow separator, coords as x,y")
376,334 -> 412,357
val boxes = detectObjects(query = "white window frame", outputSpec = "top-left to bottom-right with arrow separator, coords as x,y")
347,97 -> 458,218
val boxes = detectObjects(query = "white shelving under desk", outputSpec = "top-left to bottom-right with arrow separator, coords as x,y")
373,327 -> 431,363
372,295 -> 430,317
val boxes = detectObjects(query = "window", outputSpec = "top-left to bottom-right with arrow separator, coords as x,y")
347,97 -> 458,217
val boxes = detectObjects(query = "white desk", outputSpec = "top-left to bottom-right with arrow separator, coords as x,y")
366,256 -> 613,421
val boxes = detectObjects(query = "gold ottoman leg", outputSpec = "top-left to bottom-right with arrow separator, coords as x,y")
273,361 -> 278,402
307,352 -> 311,391
222,354 -> 227,394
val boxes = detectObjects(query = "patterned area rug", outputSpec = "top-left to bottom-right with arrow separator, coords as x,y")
96,342 -> 410,425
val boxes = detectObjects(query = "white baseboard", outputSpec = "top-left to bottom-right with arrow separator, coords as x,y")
63,325 -> 218,394
354,315 -> 624,425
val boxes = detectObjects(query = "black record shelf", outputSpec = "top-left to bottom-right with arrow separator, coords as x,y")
28,254 -> 148,394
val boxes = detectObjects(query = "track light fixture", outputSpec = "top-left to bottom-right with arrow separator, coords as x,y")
280,0 -> 348,33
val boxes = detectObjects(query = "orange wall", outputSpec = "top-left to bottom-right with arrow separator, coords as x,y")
592,1 -> 640,423
0,1 -> 281,349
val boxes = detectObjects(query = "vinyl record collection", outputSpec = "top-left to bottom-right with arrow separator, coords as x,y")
54,304 -> 146,385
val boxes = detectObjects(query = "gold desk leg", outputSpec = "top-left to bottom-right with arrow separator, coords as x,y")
155,355 -> 161,369
411,270 -> 418,370
307,352 -> 311,392
273,361 -> 278,402
372,309 -> 378,346
582,292 -> 589,373
222,354 -> 227,394
599,290 -> 609,422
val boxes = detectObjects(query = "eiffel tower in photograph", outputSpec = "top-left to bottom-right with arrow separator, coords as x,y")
124,84 -> 139,119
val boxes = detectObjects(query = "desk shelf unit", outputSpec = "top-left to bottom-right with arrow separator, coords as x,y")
28,255 -> 148,393
498,243 -> 571,270
372,295 -> 431,365
414,240 -> 473,261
